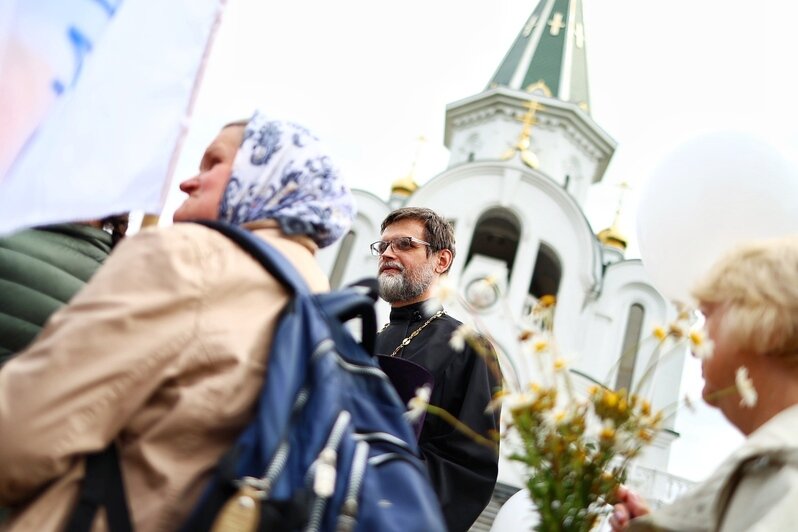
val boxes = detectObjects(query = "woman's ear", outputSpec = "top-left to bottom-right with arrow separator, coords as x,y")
436,249 -> 453,274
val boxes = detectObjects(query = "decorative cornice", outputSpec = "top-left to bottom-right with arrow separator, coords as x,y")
445,88 -> 616,173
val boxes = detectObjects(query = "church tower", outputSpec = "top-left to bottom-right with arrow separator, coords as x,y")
316,2 -> 692,523
488,0 -> 591,108
443,0 -> 613,208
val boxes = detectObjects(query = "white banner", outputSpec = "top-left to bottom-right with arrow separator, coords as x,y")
0,0 -> 224,234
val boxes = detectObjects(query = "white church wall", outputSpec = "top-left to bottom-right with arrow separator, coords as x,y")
446,111 -> 599,208
317,190 -> 388,275
444,89 -> 614,209
580,260 -> 687,470
316,190 -> 392,326
409,162 -> 601,373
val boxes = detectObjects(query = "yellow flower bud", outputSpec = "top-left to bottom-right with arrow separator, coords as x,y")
534,340 -> 548,353
618,397 -> 628,414
602,391 -> 619,409
600,426 -> 616,441
668,322 -> 685,339
539,295 -> 557,307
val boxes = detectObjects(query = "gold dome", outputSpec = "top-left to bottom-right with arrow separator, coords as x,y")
597,226 -> 627,251
390,174 -> 419,196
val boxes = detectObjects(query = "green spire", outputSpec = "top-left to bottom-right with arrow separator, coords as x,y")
488,0 -> 591,113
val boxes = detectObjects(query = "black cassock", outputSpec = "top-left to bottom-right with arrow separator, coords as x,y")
376,301 -> 500,532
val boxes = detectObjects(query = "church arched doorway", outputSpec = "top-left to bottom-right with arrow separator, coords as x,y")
528,242 -> 561,300
465,208 -> 522,279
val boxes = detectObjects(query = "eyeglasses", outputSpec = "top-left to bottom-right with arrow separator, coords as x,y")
369,236 -> 431,256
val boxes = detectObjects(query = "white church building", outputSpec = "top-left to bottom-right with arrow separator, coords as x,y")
316,0 -> 694,527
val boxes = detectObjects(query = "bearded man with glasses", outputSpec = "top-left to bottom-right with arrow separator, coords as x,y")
371,207 -> 499,532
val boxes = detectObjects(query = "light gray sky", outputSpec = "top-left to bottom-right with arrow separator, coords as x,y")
163,0 -> 798,481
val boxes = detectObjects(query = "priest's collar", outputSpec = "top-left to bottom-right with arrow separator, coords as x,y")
388,300 -> 444,323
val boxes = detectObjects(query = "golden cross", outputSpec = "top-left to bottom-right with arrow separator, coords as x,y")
518,99 -> 544,133
408,135 -> 427,177
548,12 -> 565,36
522,15 -> 538,37
612,181 -> 632,227
501,99 -> 544,169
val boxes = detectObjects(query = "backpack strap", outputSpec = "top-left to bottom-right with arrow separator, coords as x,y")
715,448 -> 798,531
195,220 -> 311,296
196,221 -> 379,355
65,445 -> 133,532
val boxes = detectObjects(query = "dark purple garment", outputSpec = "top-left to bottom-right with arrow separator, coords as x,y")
377,354 -> 435,439
376,301 -> 500,532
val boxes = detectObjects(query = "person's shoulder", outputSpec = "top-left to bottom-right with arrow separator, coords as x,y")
439,312 -> 484,338
127,222 -> 230,250
105,223 -> 219,273
439,312 -> 463,330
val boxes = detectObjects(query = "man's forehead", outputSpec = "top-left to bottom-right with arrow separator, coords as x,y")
382,218 -> 425,237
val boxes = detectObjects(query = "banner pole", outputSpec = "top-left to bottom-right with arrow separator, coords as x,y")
153,0 -> 228,224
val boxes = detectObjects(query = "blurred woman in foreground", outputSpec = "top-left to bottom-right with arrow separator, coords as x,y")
611,235 -> 798,531
0,110 -> 354,530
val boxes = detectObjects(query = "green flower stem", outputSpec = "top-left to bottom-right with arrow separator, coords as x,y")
704,384 -> 739,402
632,334 -> 689,396
425,404 -> 498,451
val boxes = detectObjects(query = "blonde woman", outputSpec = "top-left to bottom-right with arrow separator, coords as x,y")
611,235 -> 798,531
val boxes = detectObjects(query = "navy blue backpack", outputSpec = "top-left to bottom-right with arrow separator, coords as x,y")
181,221 -> 446,532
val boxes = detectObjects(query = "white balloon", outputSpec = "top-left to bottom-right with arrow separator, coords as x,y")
636,131 -> 798,304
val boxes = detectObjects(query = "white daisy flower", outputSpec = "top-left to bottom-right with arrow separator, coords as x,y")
505,392 -> 536,412
541,408 -> 568,429
405,385 -> 432,422
424,276 -> 458,315
485,390 -> 508,413
689,328 -> 714,360
553,357 -> 568,372
735,366 -> 758,408
449,324 -> 474,352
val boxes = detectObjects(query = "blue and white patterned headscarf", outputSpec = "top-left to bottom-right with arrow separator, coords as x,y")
219,110 -> 356,248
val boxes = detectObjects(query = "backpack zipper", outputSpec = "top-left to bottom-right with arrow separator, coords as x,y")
335,440 -> 370,532
305,410 -> 352,532
333,352 -> 389,379
239,387 -> 311,496
353,431 -> 413,452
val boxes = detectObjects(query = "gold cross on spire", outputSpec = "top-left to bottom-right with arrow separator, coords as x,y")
611,180 -> 632,228
548,12 -> 565,36
501,99 -> 543,169
408,134 -> 427,179
597,181 -> 632,251
391,135 -> 425,198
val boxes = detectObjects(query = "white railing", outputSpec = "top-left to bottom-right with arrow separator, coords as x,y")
625,463 -> 695,508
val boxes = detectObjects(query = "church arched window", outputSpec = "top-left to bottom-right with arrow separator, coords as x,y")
329,230 -> 356,289
465,208 -> 521,277
615,303 -> 645,391
528,242 -> 561,300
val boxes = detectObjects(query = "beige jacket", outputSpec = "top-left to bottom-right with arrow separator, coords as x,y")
631,403 -> 798,532
0,222 -> 329,531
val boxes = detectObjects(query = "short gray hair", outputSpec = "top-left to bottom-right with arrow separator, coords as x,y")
692,235 -> 798,362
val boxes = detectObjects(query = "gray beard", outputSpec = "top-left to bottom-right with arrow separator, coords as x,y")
378,261 -> 436,304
